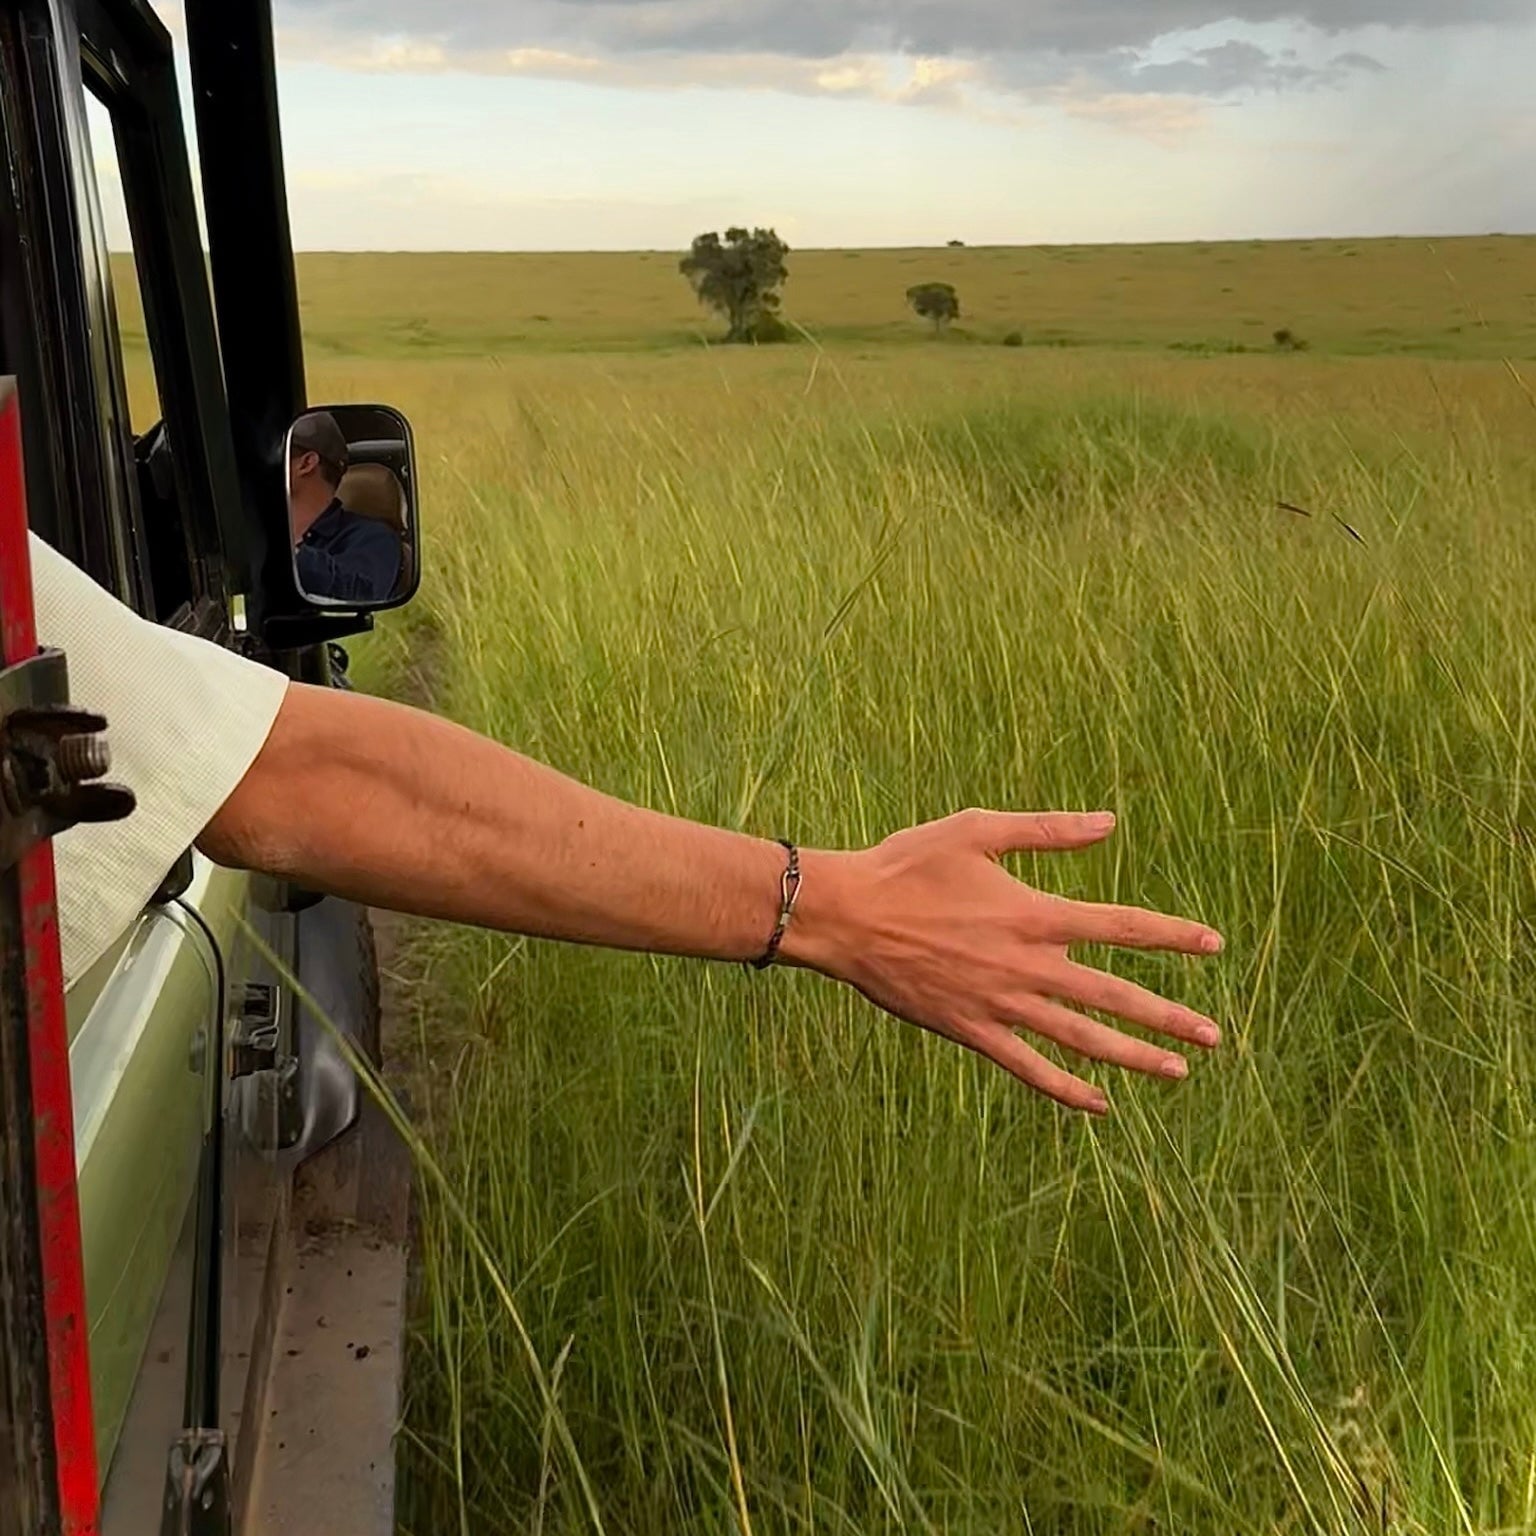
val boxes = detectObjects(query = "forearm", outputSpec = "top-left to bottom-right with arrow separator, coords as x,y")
199,682 -> 804,963
198,681 -> 1225,1115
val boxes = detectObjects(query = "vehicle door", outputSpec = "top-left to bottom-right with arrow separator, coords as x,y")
0,0 -> 293,1523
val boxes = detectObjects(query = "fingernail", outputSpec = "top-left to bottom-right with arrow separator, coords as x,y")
1161,1057 -> 1189,1080
1089,812 -> 1116,831
1089,1094 -> 1110,1116
1201,932 -> 1224,955
1197,1023 -> 1222,1048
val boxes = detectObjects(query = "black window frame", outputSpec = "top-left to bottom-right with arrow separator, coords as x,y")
0,0 -> 244,637
0,0 -> 134,598
78,0 -> 249,636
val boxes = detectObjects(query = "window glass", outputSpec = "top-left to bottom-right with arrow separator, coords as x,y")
80,83 -> 195,622
82,90 -> 155,436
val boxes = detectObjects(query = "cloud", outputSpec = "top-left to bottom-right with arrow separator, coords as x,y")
265,0 -> 1522,141
1108,39 -> 1382,93
1333,48 -> 1389,71
273,24 -> 1388,139
280,28 -> 1004,110
274,0 -> 1525,62
980,36 -> 1387,98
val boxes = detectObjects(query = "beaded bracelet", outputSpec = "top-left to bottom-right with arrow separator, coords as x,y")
748,840 -> 801,971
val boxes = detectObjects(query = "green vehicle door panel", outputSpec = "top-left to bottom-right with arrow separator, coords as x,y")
68,855 -> 257,1478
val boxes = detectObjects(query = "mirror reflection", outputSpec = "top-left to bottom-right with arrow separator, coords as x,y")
286,405 -> 417,608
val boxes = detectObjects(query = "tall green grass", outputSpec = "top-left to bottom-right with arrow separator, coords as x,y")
358,352 -> 1536,1534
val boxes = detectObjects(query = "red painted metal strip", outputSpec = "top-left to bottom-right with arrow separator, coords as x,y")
21,842 -> 98,1535
0,382 -> 35,658
0,383 -> 103,1534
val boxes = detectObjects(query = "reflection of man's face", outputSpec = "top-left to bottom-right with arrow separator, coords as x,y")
288,447 -> 340,543
289,448 -> 318,505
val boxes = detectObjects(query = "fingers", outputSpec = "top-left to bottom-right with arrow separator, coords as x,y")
1005,995 -> 1190,1080
963,1022 -> 1110,1115
1052,960 -> 1222,1048
963,809 -> 1117,858
960,994 -> 1202,1114
1041,896 -> 1223,956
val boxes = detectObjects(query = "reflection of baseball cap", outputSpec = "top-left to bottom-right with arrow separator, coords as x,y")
289,411 -> 349,477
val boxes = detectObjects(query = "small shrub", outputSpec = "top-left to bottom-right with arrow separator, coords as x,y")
1273,328 -> 1310,352
1168,340 -> 1254,355
1002,331 -> 1025,348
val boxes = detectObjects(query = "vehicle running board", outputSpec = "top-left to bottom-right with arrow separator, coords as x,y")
240,1091 -> 410,1536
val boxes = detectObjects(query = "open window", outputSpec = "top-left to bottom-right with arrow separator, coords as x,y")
73,0 -> 243,634
79,85 -> 186,620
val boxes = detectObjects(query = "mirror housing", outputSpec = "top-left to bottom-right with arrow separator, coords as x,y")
285,404 -> 421,612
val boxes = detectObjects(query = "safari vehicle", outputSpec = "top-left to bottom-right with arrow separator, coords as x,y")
1,1 -> 422,1531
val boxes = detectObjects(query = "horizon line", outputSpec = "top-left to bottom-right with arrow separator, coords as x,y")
261,229 -> 1532,257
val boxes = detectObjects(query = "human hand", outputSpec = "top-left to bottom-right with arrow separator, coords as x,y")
783,810 -> 1223,1115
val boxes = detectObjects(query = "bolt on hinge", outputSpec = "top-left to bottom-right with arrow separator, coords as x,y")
0,649 -> 134,869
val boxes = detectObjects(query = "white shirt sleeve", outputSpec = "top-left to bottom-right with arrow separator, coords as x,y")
28,533 -> 290,987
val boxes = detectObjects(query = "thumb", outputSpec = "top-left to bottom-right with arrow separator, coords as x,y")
963,809 -> 1117,858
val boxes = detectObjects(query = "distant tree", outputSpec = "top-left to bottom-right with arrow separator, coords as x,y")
1002,330 -> 1024,348
679,227 -> 790,343
947,239 -> 966,248
907,282 -> 961,335
1272,327 -> 1309,352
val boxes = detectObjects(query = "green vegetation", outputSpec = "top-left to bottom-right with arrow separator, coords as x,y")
679,227 -> 792,344
111,233 -> 1536,361
113,233 -> 1536,1531
321,318 -> 1536,1532
906,281 -> 962,334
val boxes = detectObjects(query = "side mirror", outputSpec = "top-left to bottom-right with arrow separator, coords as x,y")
285,404 -> 421,610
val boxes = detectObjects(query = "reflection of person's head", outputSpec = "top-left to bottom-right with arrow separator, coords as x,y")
288,411 -> 349,541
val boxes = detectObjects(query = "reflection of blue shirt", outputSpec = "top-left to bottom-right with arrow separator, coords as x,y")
296,499 -> 400,603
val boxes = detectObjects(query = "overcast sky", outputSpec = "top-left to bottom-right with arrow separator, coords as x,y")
92,1 -> 1536,249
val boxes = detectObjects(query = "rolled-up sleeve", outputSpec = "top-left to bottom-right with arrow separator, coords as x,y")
29,533 -> 290,987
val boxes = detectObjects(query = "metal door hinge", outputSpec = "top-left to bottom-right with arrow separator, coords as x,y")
0,648 -> 134,869
230,982 -> 304,1148
229,982 -> 279,1079
159,1429 -> 230,1536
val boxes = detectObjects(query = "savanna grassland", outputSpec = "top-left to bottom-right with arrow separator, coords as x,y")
122,236 -> 1536,1533
281,236 -> 1536,359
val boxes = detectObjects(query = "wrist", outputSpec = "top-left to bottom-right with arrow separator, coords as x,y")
777,847 -> 865,980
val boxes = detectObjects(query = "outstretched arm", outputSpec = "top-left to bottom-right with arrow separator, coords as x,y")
199,682 -> 1223,1114
26,524 -> 1222,1098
